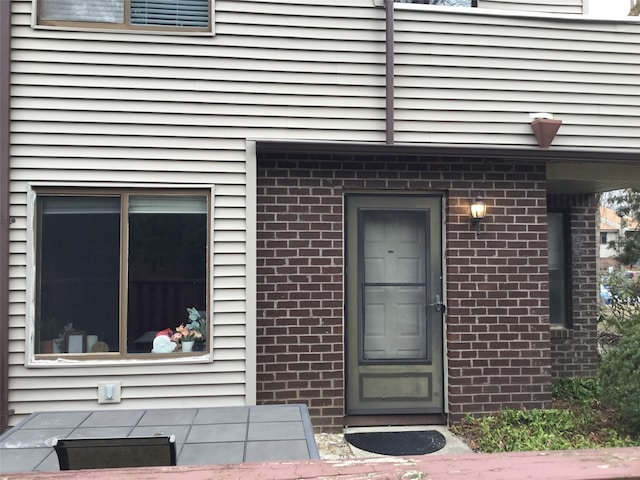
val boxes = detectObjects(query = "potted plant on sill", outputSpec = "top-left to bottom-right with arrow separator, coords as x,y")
175,307 -> 205,352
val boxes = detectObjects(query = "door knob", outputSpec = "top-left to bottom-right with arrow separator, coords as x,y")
430,294 -> 446,313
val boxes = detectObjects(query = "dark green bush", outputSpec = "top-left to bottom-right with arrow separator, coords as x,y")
598,269 -> 640,339
599,329 -> 640,434
552,377 -> 600,403
452,407 -> 637,453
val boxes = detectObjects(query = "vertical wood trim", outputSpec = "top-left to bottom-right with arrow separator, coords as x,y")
0,0 -> 12,432
208,185 -> 215,357
245,140 -> 257,405
120,194 -> 129,355
385,0 -> 395,145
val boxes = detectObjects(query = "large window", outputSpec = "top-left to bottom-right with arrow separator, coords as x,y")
548,211 -> 571,326
38,0 -> 211,32
35,191 -> 209,357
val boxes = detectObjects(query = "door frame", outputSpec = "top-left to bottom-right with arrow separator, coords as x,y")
344,192 -> 447,417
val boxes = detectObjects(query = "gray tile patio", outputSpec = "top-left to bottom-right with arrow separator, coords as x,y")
0,404 -> 319,473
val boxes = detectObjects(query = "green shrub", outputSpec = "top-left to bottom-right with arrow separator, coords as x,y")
453,407 -> 638,453
599,269 -> 640,338
552,377 -> 600,403
599,329 -> 640,433
471,409 -> 580,452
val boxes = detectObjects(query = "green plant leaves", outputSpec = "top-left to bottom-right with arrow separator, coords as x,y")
552,377 -> 601,403
452,378 -> 639,452
599,330 -> 640,435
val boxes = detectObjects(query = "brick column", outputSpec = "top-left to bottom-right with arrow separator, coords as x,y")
548,193 -> 599,379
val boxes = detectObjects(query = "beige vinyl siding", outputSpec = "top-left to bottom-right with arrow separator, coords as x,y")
478,0 -> 583,14
392,9 -> 640,147
10,1 -> 258,425
7,0 -> 640,425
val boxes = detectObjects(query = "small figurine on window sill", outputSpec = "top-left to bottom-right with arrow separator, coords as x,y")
151,308 -> 206,353
151,328 -> 178,353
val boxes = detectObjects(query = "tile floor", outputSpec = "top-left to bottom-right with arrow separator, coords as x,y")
0,404 -> 319,473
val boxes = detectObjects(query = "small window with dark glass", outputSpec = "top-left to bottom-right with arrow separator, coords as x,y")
548,211 -> 571,327
600,232 -> 608,245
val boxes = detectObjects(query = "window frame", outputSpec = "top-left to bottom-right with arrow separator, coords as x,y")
35,0 -> 214,34
27,185 -> 215,366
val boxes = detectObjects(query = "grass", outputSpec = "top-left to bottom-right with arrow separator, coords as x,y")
450,378 -> 640,453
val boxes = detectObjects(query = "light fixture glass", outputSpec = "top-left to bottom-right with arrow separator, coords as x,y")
470,196 -> 486,220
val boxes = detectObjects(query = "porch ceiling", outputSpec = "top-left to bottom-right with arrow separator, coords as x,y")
546,162 -> 640,194
255,141 -> 640,194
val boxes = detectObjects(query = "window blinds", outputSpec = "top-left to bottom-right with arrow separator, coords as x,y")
129,195 -> 207,214
130,0 -> 209,27
41,195 -> 206,214
41,197 -> 121,214
40,0 -> 209,27
40,0 -> 124,23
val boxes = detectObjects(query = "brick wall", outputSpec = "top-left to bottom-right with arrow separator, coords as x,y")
445,163 -> 552,420
257,152 -> 553,431
548,193 -> 599,379
256,153 -> 345,432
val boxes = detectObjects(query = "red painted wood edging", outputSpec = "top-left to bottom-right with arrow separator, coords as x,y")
4,447 -> 640,480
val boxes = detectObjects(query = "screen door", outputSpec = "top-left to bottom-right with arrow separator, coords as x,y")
346,194 -> 444,414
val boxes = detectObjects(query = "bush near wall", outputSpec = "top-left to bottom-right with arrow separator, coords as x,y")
452,378 -> 640,452
598,269 -> 640,353
599,330 -> 640,434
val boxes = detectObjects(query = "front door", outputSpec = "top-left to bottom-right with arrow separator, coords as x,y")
346,194 -> 444,414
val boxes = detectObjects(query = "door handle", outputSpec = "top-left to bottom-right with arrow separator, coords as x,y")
430,294 -> 446,313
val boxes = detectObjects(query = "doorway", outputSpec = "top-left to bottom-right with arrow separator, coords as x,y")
345,194 -> 444,415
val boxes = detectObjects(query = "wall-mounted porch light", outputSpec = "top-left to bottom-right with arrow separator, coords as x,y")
470,196 -> 487,236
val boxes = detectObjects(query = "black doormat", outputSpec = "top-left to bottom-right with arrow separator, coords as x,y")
345,430 -> 446,456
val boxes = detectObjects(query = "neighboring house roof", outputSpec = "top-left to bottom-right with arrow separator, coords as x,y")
599,206 -> 635,233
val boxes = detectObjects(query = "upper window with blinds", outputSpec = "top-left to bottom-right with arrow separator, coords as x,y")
395,0 -> 477,7
38,0 -> 212,33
